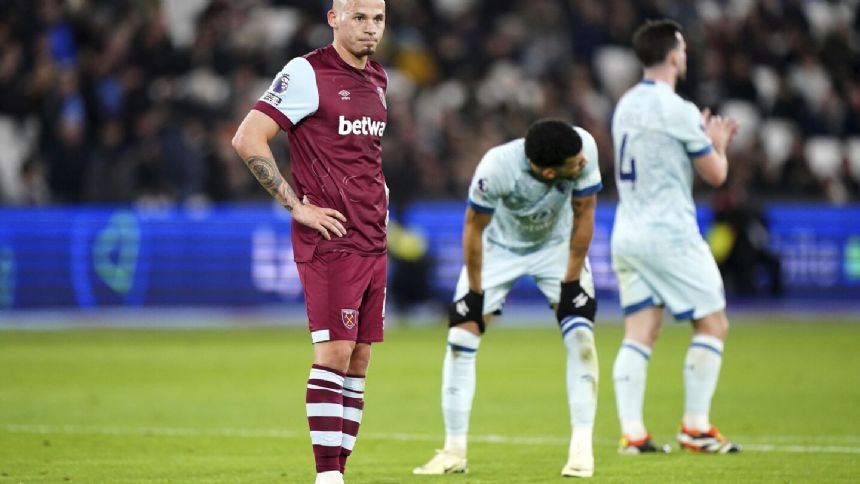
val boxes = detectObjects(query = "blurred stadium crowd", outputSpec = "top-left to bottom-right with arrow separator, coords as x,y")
0,0 -> 858,209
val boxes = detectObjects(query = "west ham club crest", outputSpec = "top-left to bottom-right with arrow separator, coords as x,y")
376,86 -> 387,110
341,308 -> 357,329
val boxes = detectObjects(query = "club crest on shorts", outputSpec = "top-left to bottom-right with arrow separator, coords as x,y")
341,308 -> 357,329
376,86 -> 387,110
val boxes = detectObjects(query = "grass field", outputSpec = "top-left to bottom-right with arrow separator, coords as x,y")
1,318 -> 859,483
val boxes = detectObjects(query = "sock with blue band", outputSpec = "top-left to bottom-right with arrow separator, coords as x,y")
613,339 -> 651,440
683,334 -> 724,431
442,327 -> 481,456
560,317 -> 598,446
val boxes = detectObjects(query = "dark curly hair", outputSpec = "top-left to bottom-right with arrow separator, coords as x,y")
524,119 -> 583,167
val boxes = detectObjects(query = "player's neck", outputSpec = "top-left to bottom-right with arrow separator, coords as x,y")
642,66 -> 677,91
332,42 -> 369,70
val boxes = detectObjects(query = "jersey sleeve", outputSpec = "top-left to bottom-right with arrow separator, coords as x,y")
467,147 -> 514,213
252,57 -> 319,131
571,127 -> 603,196
666,100 -> 713,158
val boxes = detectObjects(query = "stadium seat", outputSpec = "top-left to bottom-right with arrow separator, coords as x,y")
803,0 -> 838,39
752,65 -> 779,109
592,46 -> 640,101
0,116 -> 38,203
759,118 -> 797,172
804,136 -> 843,181
845,137 -> 860,183
720,99 -> 760,152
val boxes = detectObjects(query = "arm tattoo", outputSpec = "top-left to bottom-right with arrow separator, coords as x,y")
244,155 -> 299,211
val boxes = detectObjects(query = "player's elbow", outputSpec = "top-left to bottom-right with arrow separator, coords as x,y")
231,128 -> 250,158
694,154 -> 729,187
701,169 -> 727,187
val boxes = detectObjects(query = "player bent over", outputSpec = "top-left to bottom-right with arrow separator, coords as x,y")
413,119 -> 603,477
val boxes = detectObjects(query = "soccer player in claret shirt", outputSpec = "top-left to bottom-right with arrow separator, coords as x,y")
610,19 -> 741,455
232,1 -> 388,483
414,119 -> 603,478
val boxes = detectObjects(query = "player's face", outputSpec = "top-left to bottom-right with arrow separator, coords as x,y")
672,32 -> 688,81
535,151 -> 587,182
330,0 -> 386,59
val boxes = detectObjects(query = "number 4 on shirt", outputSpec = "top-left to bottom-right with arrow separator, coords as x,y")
617,133 -> 636,185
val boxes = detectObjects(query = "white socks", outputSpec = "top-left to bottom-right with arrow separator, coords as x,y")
560,318 -> 598,442
613,339 -> 651,440
613,334 -> 725,438
683,334 -> 724,431
442,327 -> 481,456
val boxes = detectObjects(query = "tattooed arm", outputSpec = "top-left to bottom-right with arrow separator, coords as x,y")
232,110 -> 346,239
244,154 -> 301,212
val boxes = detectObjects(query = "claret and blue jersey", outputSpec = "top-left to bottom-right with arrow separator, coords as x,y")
254,45 -> 389,262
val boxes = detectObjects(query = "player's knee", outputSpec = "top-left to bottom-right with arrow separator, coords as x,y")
313,340 -> 354,371
347,344 -> 372,375
694,311 -> 729,340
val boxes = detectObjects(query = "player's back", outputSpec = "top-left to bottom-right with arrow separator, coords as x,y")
611,80 -> 711,255
469,128 -> 602,254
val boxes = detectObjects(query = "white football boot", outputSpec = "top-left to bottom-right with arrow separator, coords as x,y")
561,439 -> 594,478
412,449 -> 468,475
314,470 -> 344,484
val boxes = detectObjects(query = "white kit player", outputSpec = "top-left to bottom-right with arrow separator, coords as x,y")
610,19 -> 742,454
414,119 -> 603,477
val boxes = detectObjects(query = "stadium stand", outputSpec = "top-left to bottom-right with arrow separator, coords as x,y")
0,0 -> 858,208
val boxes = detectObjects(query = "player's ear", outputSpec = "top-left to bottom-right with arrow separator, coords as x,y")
542,167 -> 556,180
327,9 -> 337,29
665,48 -> 676,68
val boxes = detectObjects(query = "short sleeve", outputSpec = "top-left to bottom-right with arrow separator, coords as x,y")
252,57 -> 319,131
571,127 -> 603,196
467,146 -> 514,213
666,100 -> 713,158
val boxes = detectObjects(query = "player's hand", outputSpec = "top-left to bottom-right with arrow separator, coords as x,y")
703,108 -> 740,151
291,195 -> 347,240
556,280 -> 596,324
449,290 -> 485,327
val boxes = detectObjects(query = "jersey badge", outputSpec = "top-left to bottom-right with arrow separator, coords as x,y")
376,86 -> 387,110
339,90 -> 351,100
262,92 -> 282,106
272,73 -> 290,93
341,308 -> 357,329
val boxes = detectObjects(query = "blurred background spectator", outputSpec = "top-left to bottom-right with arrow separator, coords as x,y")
0,0 -> 858,209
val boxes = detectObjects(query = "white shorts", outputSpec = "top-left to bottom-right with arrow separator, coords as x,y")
612,238 -> 725,321
454,240 -> 594,314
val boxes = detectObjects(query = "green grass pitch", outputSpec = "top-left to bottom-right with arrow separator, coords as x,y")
1,318 -> 859,483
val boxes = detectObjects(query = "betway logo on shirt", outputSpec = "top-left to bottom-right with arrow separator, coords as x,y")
338,115 -> 386,136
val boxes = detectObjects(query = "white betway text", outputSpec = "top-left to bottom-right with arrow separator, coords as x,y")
338,115 -> 386,136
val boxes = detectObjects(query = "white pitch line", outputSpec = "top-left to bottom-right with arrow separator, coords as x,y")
3,424 -> 860,455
